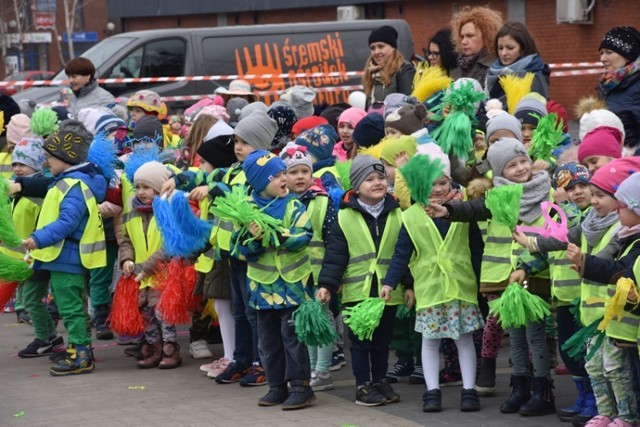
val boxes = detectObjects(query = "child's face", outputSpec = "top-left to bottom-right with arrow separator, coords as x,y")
565,183 -> 592,210
130,107 -> 146,123
45,153 -> 67,176
198,156 -> 214,174
384,127 -> 403,138
285,164 -> 313,194
262,171 -> 288,198
135,183 -> 157,205
617,204 -> 640,228
338,122 -> 355,146
487,129 -> 517,146
582,155 -> 611,175
590,185 -> 617,217
430,176 -> 452,200
381,159 -> 396,185
12,162 -> 37,177
502,156 -> 532,183
233,136 -> 254,162
357,172 -> 387,205
521,123 -> 536,148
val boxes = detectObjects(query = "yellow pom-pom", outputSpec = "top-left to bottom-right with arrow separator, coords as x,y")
412,64 -> 453,103
499,73 -> 535,114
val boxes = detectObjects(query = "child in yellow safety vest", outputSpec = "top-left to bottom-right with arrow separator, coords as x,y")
233,150 -> 316,409
23,120 -> 107,376
317,155 -> 414,407
383,143 -> 484,413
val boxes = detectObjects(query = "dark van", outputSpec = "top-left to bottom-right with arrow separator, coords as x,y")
13,19 -> 414,111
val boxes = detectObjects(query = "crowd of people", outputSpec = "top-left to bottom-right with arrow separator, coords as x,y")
1,5 -> 640,426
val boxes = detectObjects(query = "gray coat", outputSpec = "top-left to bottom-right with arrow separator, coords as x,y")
67,80 -> 115,118
450,51 -> 496,89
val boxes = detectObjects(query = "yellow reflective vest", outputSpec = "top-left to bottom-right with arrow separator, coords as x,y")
307,195 -> 328,285
0,152 -> 11,180
124,207 -> 163,289
195,196 -> 216,273
31,178 -> 106,269
604,239 -> 640,342
0,196 -> 42,259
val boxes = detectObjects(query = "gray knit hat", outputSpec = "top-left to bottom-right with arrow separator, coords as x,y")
43,119 -> 92,165
486,112 -> 523,143
233,110 -> 278,151
615,171 -> 640,216
133,161 -> 172,194
11,137 -> 46,172
238,101 -> 268,123
514,92 -> 548,126
350,154 -> 386,191
487,137 -> 531,177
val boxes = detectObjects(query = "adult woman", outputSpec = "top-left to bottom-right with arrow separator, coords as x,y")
450,6 -> 502,87
362,25 -> 415,110
596,26 -> 640,153
486,22 -> 550,101
65,57 -> 115,118
425,29 -> 458,75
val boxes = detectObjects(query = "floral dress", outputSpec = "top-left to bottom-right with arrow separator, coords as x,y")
415,299 -> 484,340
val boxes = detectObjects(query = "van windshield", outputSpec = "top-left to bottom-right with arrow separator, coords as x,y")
53,36 -> 136,79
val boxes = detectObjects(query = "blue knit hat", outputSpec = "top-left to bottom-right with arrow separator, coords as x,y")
552,162 -> 590,190
352,113 -> 384,148
243,150 -> 286,193
95,113 -> 126,135
294,124 -> 337,161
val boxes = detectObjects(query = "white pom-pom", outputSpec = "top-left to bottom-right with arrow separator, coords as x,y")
485,98 -> 503,112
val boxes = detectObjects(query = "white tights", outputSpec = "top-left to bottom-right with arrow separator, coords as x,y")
214,299 -> 235,361
421,333 -> 476,390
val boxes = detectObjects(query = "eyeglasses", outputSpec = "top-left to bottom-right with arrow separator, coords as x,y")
426,51 -> 440,57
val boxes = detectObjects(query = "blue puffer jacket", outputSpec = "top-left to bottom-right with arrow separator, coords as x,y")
31,163 -> 108,274
599,70 -> 640,150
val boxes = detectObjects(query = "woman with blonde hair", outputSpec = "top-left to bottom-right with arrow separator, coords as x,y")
362,25 -> 415,110
450,6 -> 503,87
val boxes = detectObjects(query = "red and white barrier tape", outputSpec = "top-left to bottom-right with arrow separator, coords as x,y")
550,68 -> 602,77
549,62 -> 601,69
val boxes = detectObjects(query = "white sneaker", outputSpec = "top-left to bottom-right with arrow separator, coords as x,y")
310,371 -> 334,391
189,340 -> 213,359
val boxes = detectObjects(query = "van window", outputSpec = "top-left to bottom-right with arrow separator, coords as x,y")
107,38 -> 186,78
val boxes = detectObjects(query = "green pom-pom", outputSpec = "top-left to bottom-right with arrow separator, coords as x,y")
399,154 -> 445,205
395,304 -> 414,320
29,108 -> 59,137
431,111 -> 473,160
0,252 -> 32,281
292,300 -> 338,346
343,298 -> 386,341
561,318 -> 603,361
528,113 -> 564,162
485,184 -> 523,230
488,282 -> 550,328
0,179 -> 23,247
334,160 -> 352,191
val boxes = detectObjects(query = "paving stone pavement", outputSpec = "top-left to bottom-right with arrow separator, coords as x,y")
0,314 -> 577,427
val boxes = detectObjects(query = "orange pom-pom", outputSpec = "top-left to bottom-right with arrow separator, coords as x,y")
156,259 -> 191,324
108,276 -> 144,335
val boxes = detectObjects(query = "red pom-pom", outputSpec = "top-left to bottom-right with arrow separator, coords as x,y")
0,281 -> 18,313
156,259 -> 191,324
108,276 -> 144,335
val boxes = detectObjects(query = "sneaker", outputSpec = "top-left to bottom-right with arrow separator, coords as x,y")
583,415 -> 613,427
116,333 -> 143,345
215,362 -> 250,384
607,419 -> 635,427
282,380 -> 316,410
49,344 -> 94,376
310,371 -> 334,391
189,339 -> 213,359
330,352 -> 346,371
207,358 -> 231,379
439,368 -> 463,387
240,364 -> 267,386
18,338 -> 53,358
124,341 -> 145,359
385,359 -> 414,383
16,310 -> 32,325
49,350 -> 67,363
460,388 -> 481,412
409,365 -> 426,385
422,389 -> 442,413
355,383 -> 387,407
4,297 -> 15,313
200,358 -> 221,373
375,379 -> 400,403
96,326 -> 114,341
258,385 -> 289,407
49,334 -> 65,350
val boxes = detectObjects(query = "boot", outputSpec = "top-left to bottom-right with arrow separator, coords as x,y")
49,344 -> 94,376
460,388 -> 480,412
158,342 -> 182,369
499,375 -> 530,413
519,376 -> 556,416
137,341 -> 163,369
258,385 -> 289,406
571,378 -> 598,426
557,377 -> 586,422
282,380 -> 316,410
422,389 -> 442,413
93,305 -> 114,340
476,357 -> 497,396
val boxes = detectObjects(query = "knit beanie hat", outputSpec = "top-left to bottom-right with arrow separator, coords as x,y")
486,137 -> 531,177
6,113 -> 33,143
43,119 -> 92,165
514,92 -> 548,126
368,25 -> 398,49
195,105 -> 230,123
294,124 -> 338,161
599,26 -> 640,62
283,86 -> 316,120
197,134 -> 236,168
242,150 -> 286,193
579,109 -> 625,141
385,104 -> 427,135
233,110 -> 277,151
383,93 -> 411,119
350,154 -> 387,191
280,143 -> 313,171
486,111 -> 523,143
126,90 -> 163,115
380,135 -> 418,167
11,137 -> 46,172
238,101 -> 268,123
95,113 -> 126,136
184,98 -> 215,118
320,103 -> 350,131
226,97 -> 249,127
51,106 -> 70,122
615,171 -> 640,216
132,115 -> 164,146
133,161 -> 172,194
267,101 -> 297,149
552,162 -> 590,190
546,100 -> 569,133
338,107 -> 367,129
204,119 -> 233,141
416,142 -> 451,179
353,113 -> 385,148
77,107 -> 112,135
577,126 -> 623,163
291,115 -> 328,137
590,157 -> 640,196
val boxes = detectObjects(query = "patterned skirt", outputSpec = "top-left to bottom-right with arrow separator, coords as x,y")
415,299 -> 484,340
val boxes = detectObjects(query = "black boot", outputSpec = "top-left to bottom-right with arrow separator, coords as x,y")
93,305 -> 114,340
476,357 -> 496,396
499,375 -> 530,413
519,376 -> 556,416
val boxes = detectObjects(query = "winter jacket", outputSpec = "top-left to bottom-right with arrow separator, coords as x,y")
581,232 -> 640,284
67,80 -> 115,119
31,163 -> 108,275
366,61 -> 416,109
451,51 -> 496,89
599,70 -> 640,150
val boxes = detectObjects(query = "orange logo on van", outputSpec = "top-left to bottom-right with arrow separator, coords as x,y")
235,33 -> 351,105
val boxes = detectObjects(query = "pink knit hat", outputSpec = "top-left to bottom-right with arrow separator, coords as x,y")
6,113 -> 33,144
577,126 -> 623,163
337,107 -> 367,128
195,105 -> 230,123
589,157 -> 640,195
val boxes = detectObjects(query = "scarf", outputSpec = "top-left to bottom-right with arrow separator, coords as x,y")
357,197 -> 385,219
493,170 -> 551,224
252,192 -> 293,221
581,208 -> 619,247
457,52 -> 481,74
597,56 -> 640,96
429,187 -> 463,206
618,224 -> 640,240
488,54 -> 545,75
132,196 -> 153,213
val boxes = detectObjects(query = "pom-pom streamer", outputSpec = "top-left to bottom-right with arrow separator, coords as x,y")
488,282 -> 551,328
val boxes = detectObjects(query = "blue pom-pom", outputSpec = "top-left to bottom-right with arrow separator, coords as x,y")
124,144 -> 160,183
87,132 -> 118,181
152,194 -> 191,257
170,191 -> 212,254
327,185 -> 344,211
